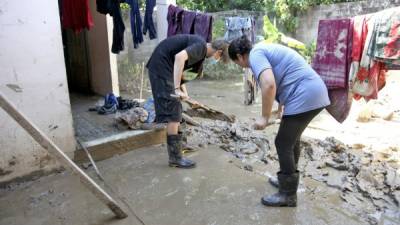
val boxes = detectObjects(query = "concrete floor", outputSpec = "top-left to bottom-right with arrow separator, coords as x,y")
0,144 -> 366,225
1,72 -> 399,225
69,93 -> 123,142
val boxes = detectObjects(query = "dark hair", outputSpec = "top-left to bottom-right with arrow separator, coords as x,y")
211,39 -> 230,64
228,35 -> 252,60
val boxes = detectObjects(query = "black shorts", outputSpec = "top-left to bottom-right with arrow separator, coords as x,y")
148,69 -> 182,123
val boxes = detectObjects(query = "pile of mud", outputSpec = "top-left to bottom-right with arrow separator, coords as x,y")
187,120 -> 271,163
301,137 -> 400,224
187,120 -> 400,224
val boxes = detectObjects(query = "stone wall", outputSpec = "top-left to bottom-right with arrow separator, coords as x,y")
295,0 -> 400,44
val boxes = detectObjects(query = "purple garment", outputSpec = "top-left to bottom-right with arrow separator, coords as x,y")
194,13 -> 213,42
312,19 -> 351,90
323,19 -> 354,123
167,5 -> 184,37
182,11 -> 196,34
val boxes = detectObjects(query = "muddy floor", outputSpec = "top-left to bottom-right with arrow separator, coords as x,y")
0,72 -> 399,225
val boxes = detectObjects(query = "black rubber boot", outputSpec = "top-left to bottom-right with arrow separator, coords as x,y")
167,135 -> 196,169
261,171 -> 299,207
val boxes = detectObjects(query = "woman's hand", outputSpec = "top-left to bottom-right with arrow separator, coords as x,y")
253,117 -> 269,130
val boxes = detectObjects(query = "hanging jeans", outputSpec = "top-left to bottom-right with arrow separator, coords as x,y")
143,0 -> 157,40
126,0 -> 143,49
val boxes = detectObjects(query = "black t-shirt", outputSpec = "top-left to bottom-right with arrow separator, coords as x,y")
146,34 -> 207,78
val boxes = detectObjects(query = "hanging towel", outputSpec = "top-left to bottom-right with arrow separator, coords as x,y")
143,0 -> 157,40
62,0 -> 94,33
182,11 -> 197,34
194,13 -> 213,42
167,5 -> 184,37
313,18 -> 354,123
312,19 -> 352,90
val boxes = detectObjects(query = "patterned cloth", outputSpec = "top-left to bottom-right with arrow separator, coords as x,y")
313,19 -> 352,90
351,15 -> 387,101
367,7 -> 400,67
313,19 -> 353,123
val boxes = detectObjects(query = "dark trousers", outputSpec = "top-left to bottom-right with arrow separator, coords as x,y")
143,0 -> 157,40
275,108 -> 323,175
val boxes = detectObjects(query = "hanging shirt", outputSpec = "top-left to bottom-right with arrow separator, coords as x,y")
146,34 -> 207,80
249,43 -> 330,116
62,0 -> 94,33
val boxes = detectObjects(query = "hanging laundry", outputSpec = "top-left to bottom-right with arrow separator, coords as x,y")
143,0 -> 157,40
224,17 -> 255,43
182,11 -> 197,34
167,5 -> 213,42
62,0 -> 94,33
312,18 -> 354,123
194,13 -> 213,42
325,20 -> 353,124
96,0 -> 125,54
312,19 -> 352,90
367,7 -> 400,68
126,0 -> 144,49
167,5 -> 184,37
351,15 -> 387,101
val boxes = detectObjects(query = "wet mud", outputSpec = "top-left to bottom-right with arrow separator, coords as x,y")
186,119 -> 400,224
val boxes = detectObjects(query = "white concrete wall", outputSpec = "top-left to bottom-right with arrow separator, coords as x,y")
156,0 -> 176,42
0,0 -> 76,184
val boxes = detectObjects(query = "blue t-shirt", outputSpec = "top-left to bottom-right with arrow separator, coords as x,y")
249,43 -> 330,115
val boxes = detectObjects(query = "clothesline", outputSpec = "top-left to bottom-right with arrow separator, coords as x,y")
312,6 -> 400,123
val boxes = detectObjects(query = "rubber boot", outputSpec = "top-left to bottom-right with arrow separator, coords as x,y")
167,135 -> 196,169
261,171 -> 299,207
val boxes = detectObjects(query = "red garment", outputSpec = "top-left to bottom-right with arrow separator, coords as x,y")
351,15 -> 387,101
62,0 -> 94,33
351,16 -> 367,62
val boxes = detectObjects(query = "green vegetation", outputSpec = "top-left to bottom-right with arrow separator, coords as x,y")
177,0 -> 360,32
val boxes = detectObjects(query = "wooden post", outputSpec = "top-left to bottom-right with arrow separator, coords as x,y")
0,91 -> 128,219
139,62 -> 145,100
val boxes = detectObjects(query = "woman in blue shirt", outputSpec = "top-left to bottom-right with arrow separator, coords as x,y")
228,36 -> 330,207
